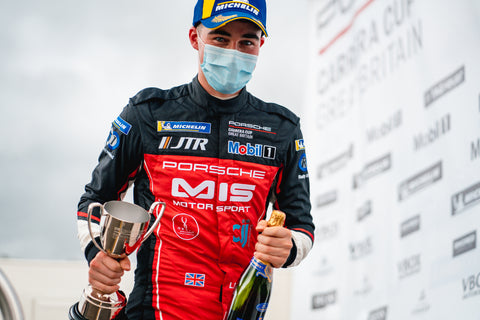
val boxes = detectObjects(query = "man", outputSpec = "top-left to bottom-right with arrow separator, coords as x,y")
76,1 -> 314,319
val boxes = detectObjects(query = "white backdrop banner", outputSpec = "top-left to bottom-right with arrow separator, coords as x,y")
291,0 -> 480,319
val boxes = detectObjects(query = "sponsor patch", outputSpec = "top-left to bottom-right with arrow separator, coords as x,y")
228,141 -> 276,159
158,121 -> 211,134
106,128 -> 120,151
233,219 -> 251,248
159,136 -> 208,151
298,153 -> 308,172
295,139 -> 305,151
228,120 -> 275,134
113,116 -> 132,135
172,214 -> 200,241
184,273 -> 205,287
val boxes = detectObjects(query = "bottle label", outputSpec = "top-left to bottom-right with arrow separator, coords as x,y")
250,257 -> 273,282
256,303 -> 269,312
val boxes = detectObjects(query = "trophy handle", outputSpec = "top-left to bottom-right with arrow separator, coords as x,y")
142,201 -> 166,242
87,202 -> 108,255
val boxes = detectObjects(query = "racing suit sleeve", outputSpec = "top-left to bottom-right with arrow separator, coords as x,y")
76,104 -> 143,263
273,123 -> 314,268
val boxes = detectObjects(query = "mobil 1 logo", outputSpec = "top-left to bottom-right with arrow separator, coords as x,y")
228,141 -> 276,159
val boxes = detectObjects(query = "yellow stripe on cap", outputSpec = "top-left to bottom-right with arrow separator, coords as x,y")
202,0 -> 216,19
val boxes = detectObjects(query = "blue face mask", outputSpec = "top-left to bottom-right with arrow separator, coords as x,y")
200,43 -> 258,94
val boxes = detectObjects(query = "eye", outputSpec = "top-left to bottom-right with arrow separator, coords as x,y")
213,36 -> 227,43
242,40 -> 254,46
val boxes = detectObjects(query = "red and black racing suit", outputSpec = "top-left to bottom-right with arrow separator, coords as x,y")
77,76 -> 314,320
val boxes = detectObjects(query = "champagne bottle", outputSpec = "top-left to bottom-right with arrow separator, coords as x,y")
226,210 -> 286,320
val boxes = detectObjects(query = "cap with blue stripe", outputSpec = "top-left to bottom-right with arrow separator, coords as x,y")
193,0 -> 268,37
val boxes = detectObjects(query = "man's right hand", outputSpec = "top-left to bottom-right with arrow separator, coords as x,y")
88,251 -> 131,294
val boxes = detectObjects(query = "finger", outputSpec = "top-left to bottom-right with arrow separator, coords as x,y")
258,226 -> 290,238
90,254 -> 125,280
119,256 -> 131,271
253,251 -> 287,268
89,278 -> 120,294
255,241 -> 291,257
256,220 -> 268,232
257,232 -> 292,248
101,256 -> 126,274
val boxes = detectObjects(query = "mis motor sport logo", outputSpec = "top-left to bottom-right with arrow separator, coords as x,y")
228,141 -> 276,159
451,180 -> 480,216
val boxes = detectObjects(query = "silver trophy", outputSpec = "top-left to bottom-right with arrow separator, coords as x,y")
69,200 -> 166,320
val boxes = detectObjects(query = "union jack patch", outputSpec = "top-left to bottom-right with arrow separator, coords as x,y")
184,273 -> 205,287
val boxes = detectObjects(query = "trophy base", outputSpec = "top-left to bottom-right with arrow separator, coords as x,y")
69,302 -> 88,320
69,287 -> 127,320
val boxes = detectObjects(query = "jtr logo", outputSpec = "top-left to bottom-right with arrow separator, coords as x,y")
233,219 -> 250,248
159,136 -> 208,150
172,178 -> 255,202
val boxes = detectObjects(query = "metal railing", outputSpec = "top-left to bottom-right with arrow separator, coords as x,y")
0,268 -> 24,320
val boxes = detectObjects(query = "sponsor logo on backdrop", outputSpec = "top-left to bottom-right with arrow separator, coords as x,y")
317,221 -> 339,241
411,290 -> 430,315
462,271 -> 480,300
367,306 -> 388,320
158,121 -> 211,133
350,237 -> 373,260
316,190 -> 338,208
315,0 -> 359,33
453,231 -> 476,257
366,110 -> 402,143
357,200 -> 372,222
314,256 -> 334,277
400,215 -> 421,238
353,153 -> 391,189
317,144 -> 354,179
353,276 -> 373,296
397,254 -> 421,279
312,290 -> 337,310
424,65 -> 465,108
472,138 -> 480,161
398,161 -> 442,201
158,136 -> 208,151
451,181 -> 480,216
413,114 -> 451,151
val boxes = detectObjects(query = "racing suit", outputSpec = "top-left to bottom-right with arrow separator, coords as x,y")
77,76 -> 315,320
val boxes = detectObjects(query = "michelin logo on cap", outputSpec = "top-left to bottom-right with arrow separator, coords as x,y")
215,1 -> 260,16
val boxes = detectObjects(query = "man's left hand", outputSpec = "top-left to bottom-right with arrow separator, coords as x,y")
254,220 -> 293,268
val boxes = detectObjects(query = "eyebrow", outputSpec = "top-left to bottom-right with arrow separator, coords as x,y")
208,29 -> 260,40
